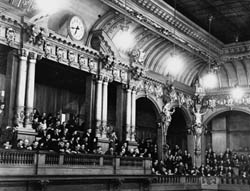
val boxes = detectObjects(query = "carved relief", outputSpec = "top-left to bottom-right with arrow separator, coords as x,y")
88,58 -> 97,72
44,43 -> 52,58
26,24 -> 46,46
68,51 -> 76,65
112,68 -> 120,81
130,49 -> 145,65
14,110 -> 25,127
56,47 -> 63,62
100,55 -> 114,70
155,85 -> 163,99
120,70 -> 127,83
131,66 -> 145,80
79,55 -> 88,69
5,27 -> 16,45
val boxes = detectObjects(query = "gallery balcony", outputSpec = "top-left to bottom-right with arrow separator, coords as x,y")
0,149 -> 152,176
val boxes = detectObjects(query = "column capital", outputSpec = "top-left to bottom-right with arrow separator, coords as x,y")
28,51 -> 38,60
131,86 -> 137,93
103,76 -> 110,83
95,75 -> 103,82
18,48 -> 28,59
126,88 -> 132,93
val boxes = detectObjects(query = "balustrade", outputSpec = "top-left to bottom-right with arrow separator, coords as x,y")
120,156 -> 143,167
0,149 -> 151,176
63,154 -> 101,166
0,149 -> 35,165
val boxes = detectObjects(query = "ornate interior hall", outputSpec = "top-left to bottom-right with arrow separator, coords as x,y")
0,0 -> 250,191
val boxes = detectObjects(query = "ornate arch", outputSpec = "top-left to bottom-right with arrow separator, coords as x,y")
136,93 -> 161,117
167,103 -> 193,128
203,106 -> 250,125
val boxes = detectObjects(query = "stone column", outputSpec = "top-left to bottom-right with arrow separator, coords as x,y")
130,88 -> 136,142
126,88 -> 132,141
101,77 -> 108,138
15,48 -> 28,127
24,52 -> 37,128
95,76 -> 103,138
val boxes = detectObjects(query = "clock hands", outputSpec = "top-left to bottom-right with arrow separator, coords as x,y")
71,26 -> 80,35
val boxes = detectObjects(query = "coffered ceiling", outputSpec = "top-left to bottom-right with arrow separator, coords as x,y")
163,0 -> 250,44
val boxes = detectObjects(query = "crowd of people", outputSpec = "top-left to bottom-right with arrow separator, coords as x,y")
151,145 -> 250,178
203,148 -> 250,178
2,109 -> 250,179
152,145 -> 194,176
2,110 -> 157,159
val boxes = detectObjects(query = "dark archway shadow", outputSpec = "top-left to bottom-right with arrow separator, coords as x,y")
166,107 -> 187,151
136,97 -> 159,144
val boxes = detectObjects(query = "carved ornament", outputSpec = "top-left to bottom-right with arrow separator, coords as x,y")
5,27 -> 16,45
130,49 -> 145,65
44,43 -> 52,58
131,66 -> 145,80
79,55 -> 88,69
56,47 -> 64,62
88,58 -> 97,72
68,51 -> 76,65
120,70 -> 127,83
26,24 -> 46,46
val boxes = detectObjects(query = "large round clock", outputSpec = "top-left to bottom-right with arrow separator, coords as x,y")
68,16 -> 85,41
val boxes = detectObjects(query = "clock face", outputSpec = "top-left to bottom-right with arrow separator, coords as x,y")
69,16 -> 85,41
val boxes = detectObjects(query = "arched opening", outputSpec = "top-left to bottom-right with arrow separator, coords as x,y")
207,110 -> 250,154
136,97 -> 159,143
166,107 -> 187,150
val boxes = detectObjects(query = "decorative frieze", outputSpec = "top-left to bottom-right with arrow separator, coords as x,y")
135,79 -> 164,98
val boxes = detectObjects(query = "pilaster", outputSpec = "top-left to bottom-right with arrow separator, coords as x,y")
24,51 -> 37,128
101,76 -> 109,139
130,87 -> 136,142
14,48 -> 28,127
95,75 -> 103,138
125,88 -> 132,141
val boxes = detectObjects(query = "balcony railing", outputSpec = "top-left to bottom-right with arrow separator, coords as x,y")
0,149 -> 152,176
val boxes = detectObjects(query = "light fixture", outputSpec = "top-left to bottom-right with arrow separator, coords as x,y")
113,0 -> 134,51
165,0 -> 183,77
231,86 -> 244,100
201,16 -> 218,89
166,54 -> 183,76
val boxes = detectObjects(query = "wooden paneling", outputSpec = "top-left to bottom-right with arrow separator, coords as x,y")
34,83 -> 85,116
